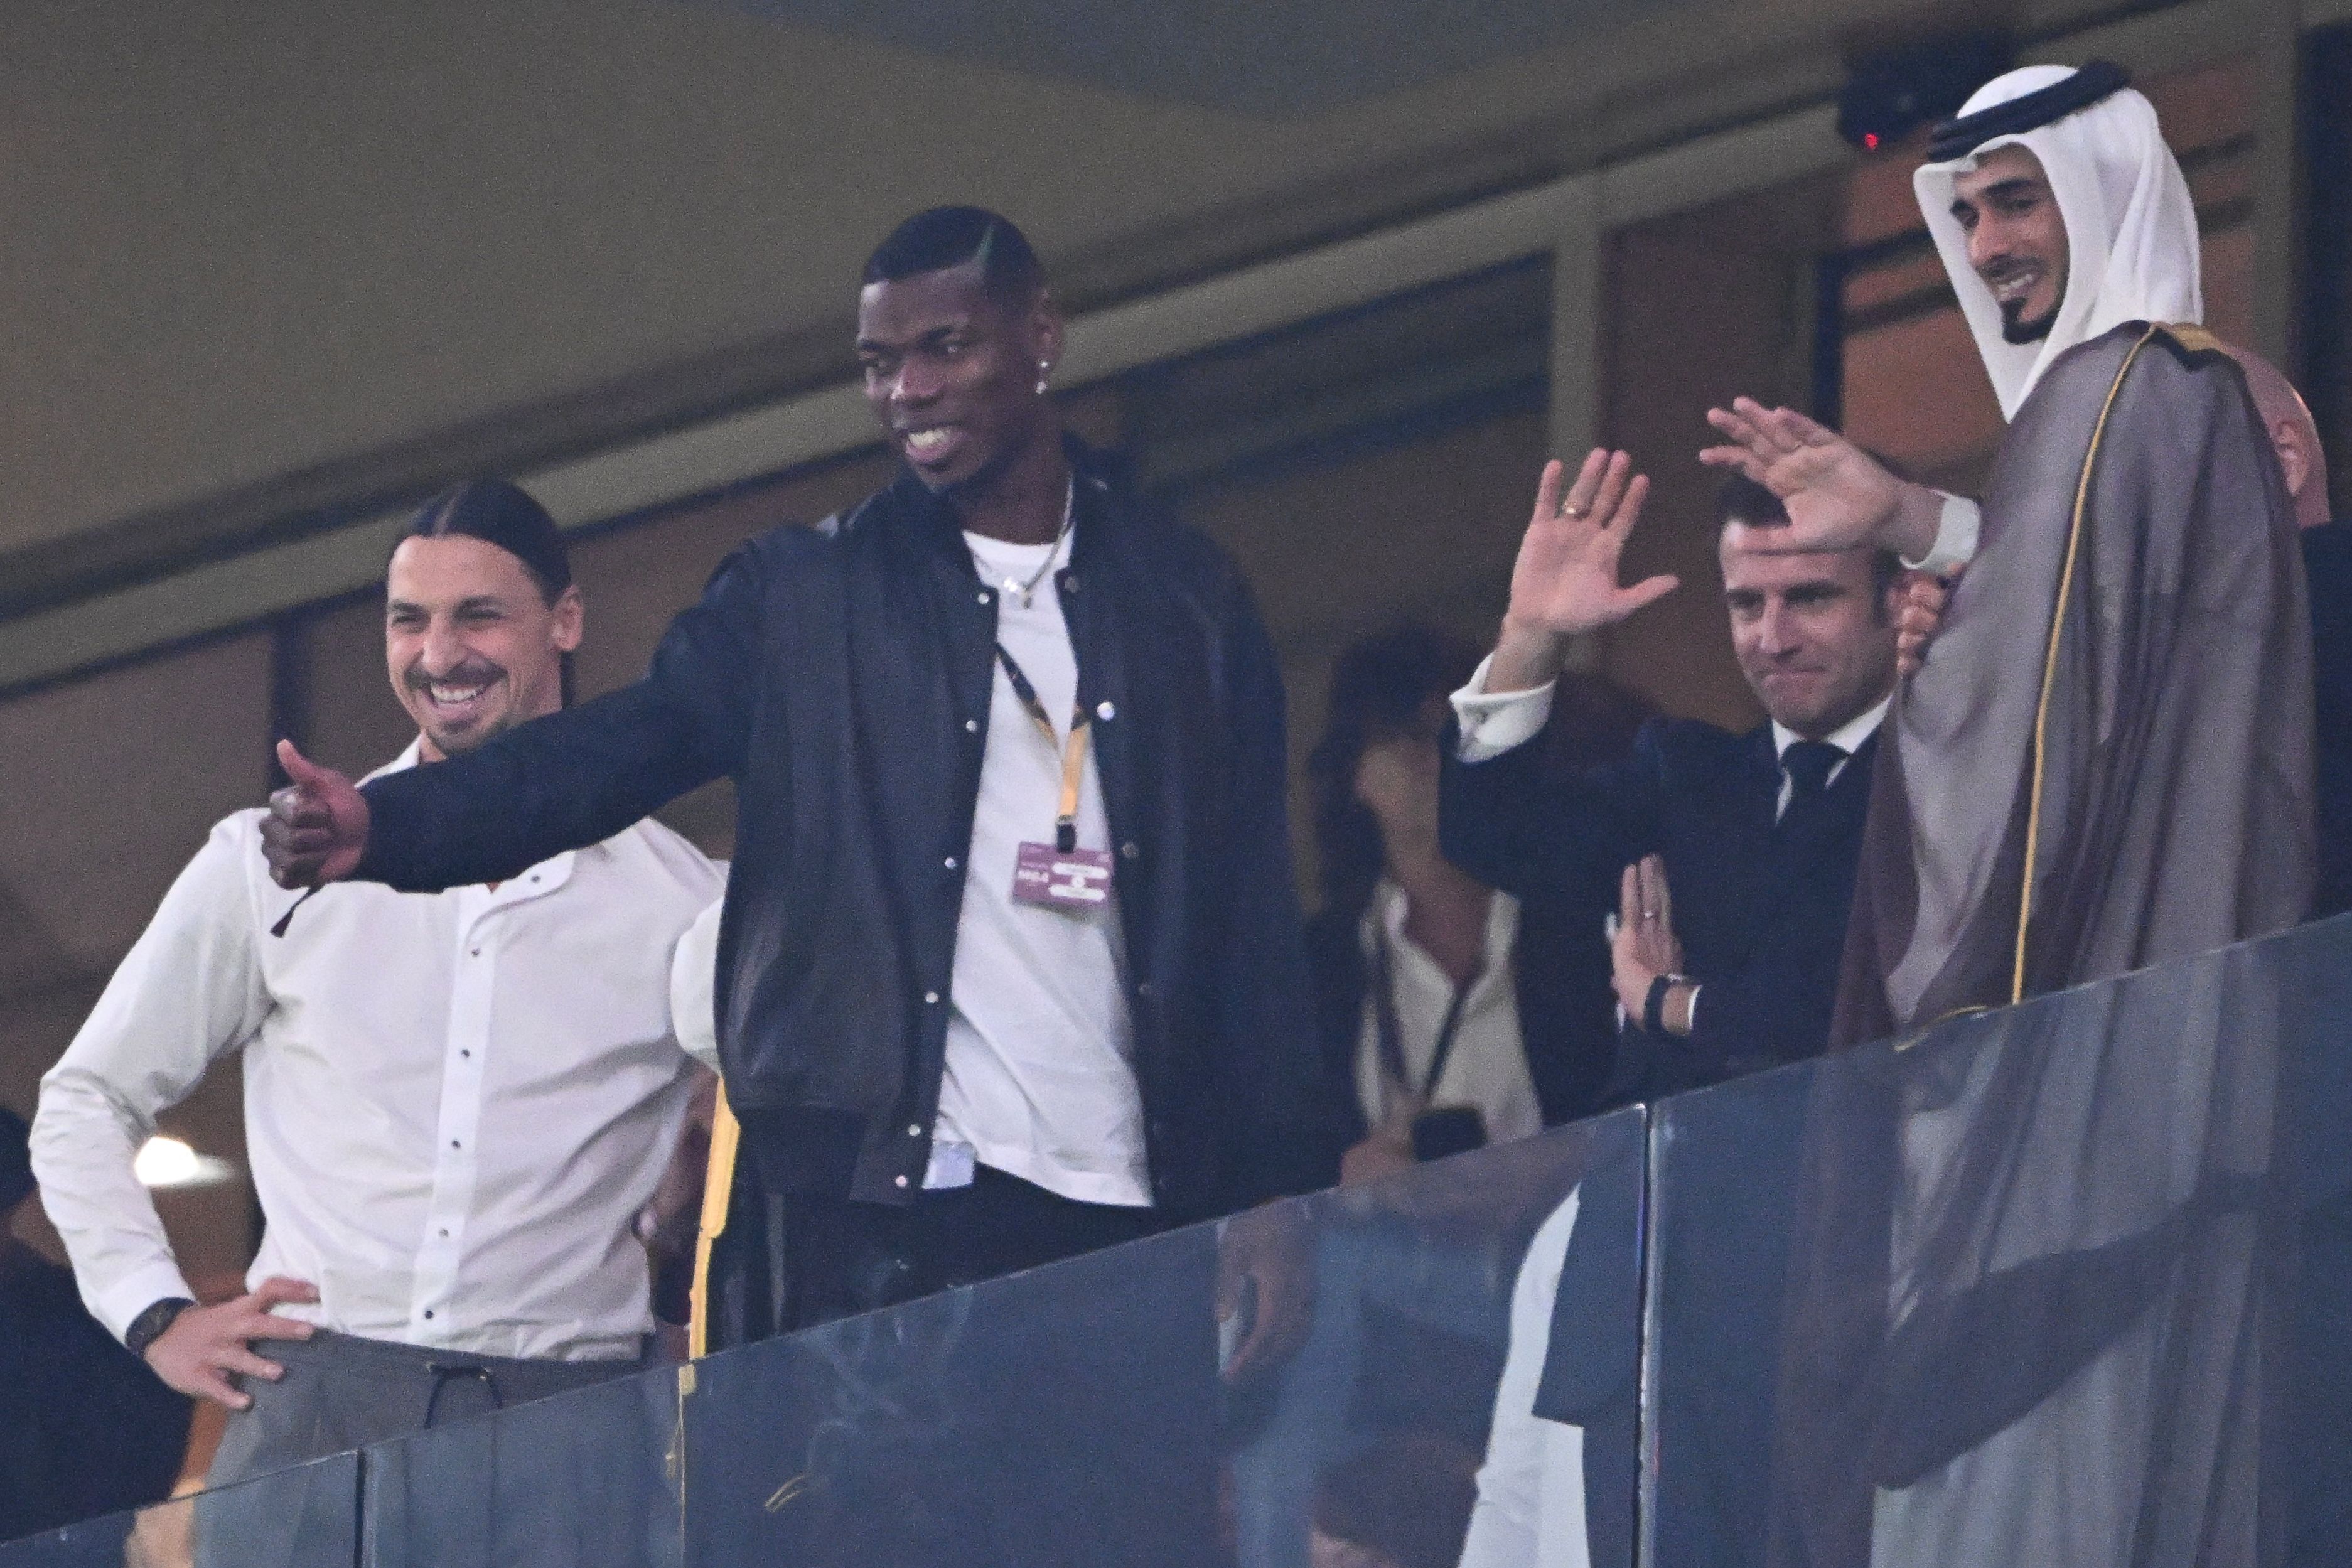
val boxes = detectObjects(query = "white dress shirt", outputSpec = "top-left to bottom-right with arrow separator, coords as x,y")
1459,1190 -> 1589,1568
934,525 -> 1150,1207
1353,879 -> 1540,1147
32,743 -> 724,1361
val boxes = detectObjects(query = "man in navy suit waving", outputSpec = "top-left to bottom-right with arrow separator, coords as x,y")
1442,448 -> 1903,1105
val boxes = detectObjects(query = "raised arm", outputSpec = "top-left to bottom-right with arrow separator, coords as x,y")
1442,449 -> 1675,901
1700,399 -> 1952,562
265,540 -> 769,893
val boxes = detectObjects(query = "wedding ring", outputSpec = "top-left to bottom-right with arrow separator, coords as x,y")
1563,505 -> 1589,520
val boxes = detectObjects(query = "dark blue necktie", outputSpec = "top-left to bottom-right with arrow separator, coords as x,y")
1781,740 -> 1845,808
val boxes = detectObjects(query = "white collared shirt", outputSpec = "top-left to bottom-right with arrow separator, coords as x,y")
1353,879 -> 1539,1146
32,742 -> 724,1360
1767,697 -> 1889,817
935,524 -> 1149,1207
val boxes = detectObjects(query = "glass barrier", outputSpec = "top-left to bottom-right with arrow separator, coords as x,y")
675,1108 -> 1641,1568
8,916 -> 2345,1568
357,1361 -> 682,1568
0,1451 -> 360,1568
1641,912 -> 2352,1568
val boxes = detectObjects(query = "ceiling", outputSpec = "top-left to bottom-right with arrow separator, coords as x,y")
685,0 -> 1699,116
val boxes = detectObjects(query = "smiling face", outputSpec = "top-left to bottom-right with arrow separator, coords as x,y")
1951,145 -> 2071,344
385,535 -> 581,761
1719,530 -> 1899,739
857,260 -> 1061,493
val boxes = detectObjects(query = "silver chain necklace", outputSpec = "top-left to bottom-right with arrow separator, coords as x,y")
994,480 -> 1075,608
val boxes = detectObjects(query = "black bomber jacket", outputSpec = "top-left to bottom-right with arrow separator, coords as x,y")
355,439 -> 1336,1215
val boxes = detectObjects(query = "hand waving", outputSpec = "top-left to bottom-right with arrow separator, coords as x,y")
1700,399 -> 1907,555
260,741 -> 370,889
1490,449 -> 1678,692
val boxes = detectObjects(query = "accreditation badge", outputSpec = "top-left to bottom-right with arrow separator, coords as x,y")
1012,842 -> 1115,910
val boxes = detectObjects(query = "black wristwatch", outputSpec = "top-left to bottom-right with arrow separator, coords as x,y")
126,1296 -> 196,1361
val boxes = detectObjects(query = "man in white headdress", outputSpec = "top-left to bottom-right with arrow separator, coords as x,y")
1701,60 -> 2312,1037
1695,62 -> 2316,1568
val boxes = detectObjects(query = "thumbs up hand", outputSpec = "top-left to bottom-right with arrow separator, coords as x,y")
260,741 -> 370,888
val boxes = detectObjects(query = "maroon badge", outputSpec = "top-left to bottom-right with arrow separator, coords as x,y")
1012,842 -> 1115,910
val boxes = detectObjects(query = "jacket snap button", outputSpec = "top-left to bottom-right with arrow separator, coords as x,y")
895,1175 -> 910,1189
923,991 -> 940,1004
977,591 -> 992,606
1120,842 -> 1139,861
965,719 -> 980,733
1095,701 -> 1116,721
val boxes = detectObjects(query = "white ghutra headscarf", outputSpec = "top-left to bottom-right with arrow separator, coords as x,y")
1914,65 -> 2203,421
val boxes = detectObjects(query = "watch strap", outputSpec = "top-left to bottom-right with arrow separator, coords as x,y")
126,1296 -> 196,1361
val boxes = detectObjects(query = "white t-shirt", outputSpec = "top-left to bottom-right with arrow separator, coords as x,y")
932,526 -> 1151,1206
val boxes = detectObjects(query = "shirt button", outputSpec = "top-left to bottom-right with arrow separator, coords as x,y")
459,1049 -> 471,1059
439,1228 -> 450,1238
895,1175 -> 910,1189
1095,701 -> 1116,722
451,1140 -> 461,1149
423,1309 -> 436,1321
470,948 -> 481,957
1120,842 -> 1139,861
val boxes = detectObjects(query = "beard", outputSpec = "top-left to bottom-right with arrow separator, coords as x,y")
1998,297 -> 2059,345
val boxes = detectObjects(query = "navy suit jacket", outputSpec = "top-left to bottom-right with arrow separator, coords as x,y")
1440,714 -> 1876,1100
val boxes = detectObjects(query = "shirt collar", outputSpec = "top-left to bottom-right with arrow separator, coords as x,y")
361,738 -> 426,785
1770,695 -> 1890,766
1368,876 -> 1521,969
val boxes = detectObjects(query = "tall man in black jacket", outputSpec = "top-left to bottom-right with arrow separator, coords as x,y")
1442,449 -> 1903,1101
262,208 -> 1328,1354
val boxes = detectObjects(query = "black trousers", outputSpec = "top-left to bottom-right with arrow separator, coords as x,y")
781,1164 -> 1169,1328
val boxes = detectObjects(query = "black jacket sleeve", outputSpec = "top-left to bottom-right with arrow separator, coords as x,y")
1439,714 -> 1671,903
355,540 -> 768,891
1216,568 -> 1349,1200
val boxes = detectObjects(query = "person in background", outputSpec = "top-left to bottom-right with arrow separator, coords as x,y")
31,481 -> 722,1520
0,1107 -> 190,1544
1306,625 -> 1619,1188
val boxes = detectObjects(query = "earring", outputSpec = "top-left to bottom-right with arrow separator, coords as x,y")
1036,360 -> 1051,395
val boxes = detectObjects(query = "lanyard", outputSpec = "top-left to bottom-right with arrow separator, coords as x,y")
994,644 -> 1090,854
1368,920 -> 1483,1110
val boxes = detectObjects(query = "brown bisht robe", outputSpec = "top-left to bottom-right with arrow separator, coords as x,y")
1765,321 -> 2316,1568
1835,320 -> 2314,1039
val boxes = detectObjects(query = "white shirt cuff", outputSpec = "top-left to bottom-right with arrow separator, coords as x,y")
94,1261 -> 203,1348
1451,655 -> 1556,763
1901,493 -> 1981,576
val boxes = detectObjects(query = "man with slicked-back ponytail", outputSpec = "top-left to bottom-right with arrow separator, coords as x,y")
33,480 -> 723,1555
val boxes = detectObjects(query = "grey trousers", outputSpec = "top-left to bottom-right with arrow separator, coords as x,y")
196,1331 -> 653,1568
